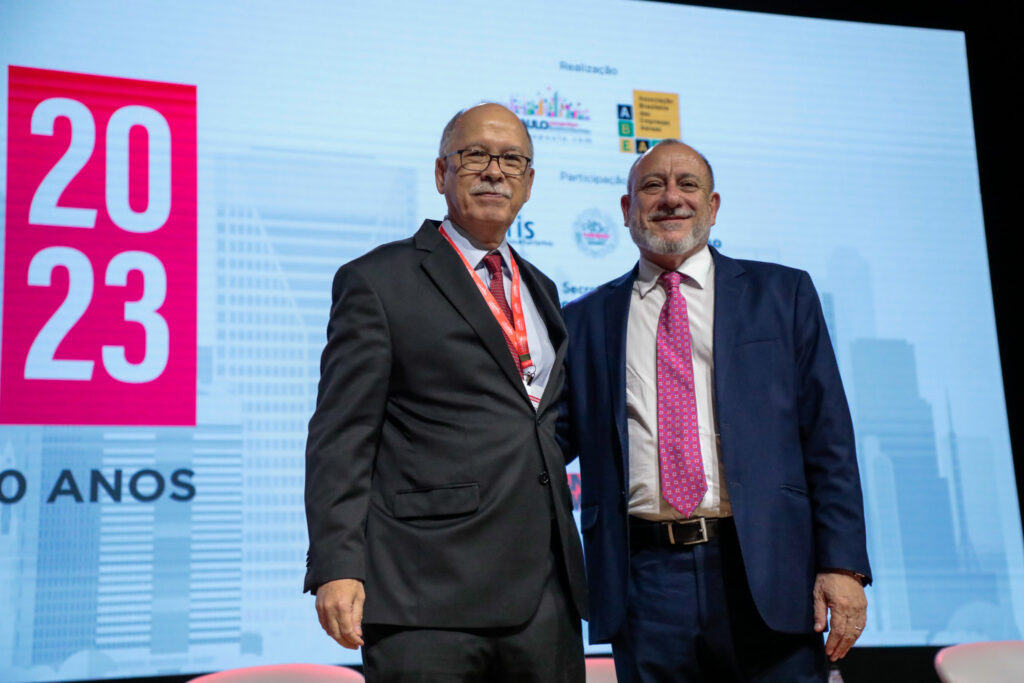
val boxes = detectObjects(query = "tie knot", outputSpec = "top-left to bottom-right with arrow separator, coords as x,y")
483,252 -> 503,276
659,270 -> 682,294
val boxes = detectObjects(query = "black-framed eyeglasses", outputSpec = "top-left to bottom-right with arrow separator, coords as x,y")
444,148 -> 532,176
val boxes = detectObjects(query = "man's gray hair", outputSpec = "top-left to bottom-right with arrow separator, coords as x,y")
438,103 -> 534,159
626,139 -> 715,193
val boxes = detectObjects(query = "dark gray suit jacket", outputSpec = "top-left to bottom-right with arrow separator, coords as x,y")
305,219 -> 586,628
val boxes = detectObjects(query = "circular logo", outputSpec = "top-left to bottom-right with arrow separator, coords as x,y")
573,209 -> 618,257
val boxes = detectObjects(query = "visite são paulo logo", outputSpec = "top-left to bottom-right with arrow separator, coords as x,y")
508,87 -> 591,144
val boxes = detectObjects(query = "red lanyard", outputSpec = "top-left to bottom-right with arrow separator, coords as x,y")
439,226 -> 534,379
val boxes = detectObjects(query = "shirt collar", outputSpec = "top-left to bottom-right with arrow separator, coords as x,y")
442,217 -> 511,271
635,244 -> 713,298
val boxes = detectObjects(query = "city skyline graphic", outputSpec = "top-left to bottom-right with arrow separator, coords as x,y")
508,87 -> 591,121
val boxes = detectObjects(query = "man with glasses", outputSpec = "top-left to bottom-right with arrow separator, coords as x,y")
304,103 -> 586,682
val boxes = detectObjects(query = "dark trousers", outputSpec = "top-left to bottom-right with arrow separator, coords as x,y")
612,518 -> 828,683
362,551 -> 584,683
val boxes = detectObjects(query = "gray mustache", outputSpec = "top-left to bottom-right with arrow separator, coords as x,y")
648,209 -> 696,220
470,183 -> 512,198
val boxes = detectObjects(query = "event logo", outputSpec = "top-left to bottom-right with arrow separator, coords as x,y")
508,87 -> 592,144
0,66 -> 198,426
573,208 -> 618,257
617,90 -> 680,153
506,214 -> 553,248
507,214 -> 536,241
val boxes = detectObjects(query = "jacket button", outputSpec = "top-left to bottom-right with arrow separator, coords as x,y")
538,472 -> 550,485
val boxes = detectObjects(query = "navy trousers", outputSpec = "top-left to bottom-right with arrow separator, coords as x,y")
611,518 -> 829,683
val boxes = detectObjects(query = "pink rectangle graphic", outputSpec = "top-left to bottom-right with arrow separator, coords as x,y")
2,66 -> 197,425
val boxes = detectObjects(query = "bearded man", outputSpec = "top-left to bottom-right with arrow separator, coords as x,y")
559,140 -> 871,682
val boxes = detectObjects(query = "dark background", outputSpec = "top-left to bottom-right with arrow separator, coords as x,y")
72,2 -> 1013,682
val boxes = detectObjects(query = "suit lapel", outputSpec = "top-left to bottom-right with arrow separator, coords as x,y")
514,249 -> 566,414
416,220 -> 529,399
710,247 -> 747,409
604,266 -> 637,470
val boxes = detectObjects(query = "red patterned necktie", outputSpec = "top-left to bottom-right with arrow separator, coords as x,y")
657,271 -> 707,516
483,253 -> 522,373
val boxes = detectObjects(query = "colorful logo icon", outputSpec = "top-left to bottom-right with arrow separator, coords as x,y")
508,87 -> 592,142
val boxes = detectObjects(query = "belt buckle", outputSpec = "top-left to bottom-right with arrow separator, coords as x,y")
665,517 -> 708,545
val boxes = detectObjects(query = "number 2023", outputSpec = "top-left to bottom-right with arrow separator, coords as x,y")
2,66 -> 196,426
25,97 -> 171,383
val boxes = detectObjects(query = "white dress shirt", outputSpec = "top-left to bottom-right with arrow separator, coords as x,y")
442,218 -> 554,403
626,245 -> 731,520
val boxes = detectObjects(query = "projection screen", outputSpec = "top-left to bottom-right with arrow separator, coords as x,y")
1,1 -> 1019,680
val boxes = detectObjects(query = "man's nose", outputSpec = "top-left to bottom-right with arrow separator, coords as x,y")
480,156 -> 505,180
660,184 -> 684,208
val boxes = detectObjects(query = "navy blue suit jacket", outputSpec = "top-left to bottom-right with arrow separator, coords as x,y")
561,247 -> 870,644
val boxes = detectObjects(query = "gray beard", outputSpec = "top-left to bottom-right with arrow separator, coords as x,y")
628,216 -> 712,256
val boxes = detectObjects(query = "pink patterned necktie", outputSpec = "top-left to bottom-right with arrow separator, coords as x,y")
483,253 -> 522,373
657,271 -> 707,517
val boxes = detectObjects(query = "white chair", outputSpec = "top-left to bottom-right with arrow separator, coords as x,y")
935,641 -> 1024,682
189,663 -> 364,682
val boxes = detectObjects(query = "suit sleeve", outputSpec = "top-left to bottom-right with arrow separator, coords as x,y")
304,264 -> 392,593
794,271 -> 872,583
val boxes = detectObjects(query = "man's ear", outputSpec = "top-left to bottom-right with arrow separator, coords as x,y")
522,166 -> 535,203
435,156 -> 447,194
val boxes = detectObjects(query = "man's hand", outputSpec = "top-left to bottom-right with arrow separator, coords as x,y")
813,571 -> 867,662
315,578 -> 365,649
